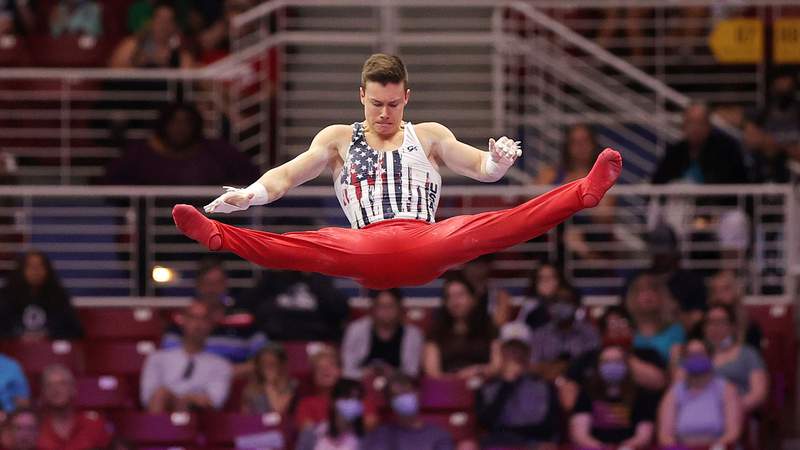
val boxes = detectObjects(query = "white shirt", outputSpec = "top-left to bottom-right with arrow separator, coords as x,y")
140,346 -> 232,408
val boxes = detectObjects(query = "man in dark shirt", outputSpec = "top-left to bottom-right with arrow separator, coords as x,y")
652,103 -> 747,185
242,270 -> 349,341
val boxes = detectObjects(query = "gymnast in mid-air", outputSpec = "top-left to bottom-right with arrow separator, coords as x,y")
173,53 -> 622,289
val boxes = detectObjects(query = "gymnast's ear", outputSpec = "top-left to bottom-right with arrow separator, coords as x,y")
359,86 -> 366,105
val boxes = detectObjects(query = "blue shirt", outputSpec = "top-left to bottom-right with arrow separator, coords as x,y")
634,323 -> 685,362
0,354 -> 29,412
161,323 -> 268,363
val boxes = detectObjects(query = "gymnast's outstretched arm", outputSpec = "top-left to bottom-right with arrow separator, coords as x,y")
418,122 -> 522,183
204,125 -> 346,214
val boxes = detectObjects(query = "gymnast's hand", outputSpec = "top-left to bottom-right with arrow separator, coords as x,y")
488,136 -> 522,167
203,186 -> 253,214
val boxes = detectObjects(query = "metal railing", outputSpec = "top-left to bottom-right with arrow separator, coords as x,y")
0,184 -> 793,301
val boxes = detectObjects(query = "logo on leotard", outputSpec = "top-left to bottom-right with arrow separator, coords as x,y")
406,145 -> 416,152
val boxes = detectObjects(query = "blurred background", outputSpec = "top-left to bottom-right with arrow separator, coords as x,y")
0,0 -> 799,449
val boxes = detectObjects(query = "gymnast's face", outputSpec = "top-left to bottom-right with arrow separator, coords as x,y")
360,81 -> 410,138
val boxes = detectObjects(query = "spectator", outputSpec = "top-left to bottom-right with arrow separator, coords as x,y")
707,269 -> 763,349
461,255 -> 511,326
647,223 -> 707,330
49,0 -> 102,38
741,114 -> 790,183
127,0 -> 196,34
0,250 -> 83,340
241,343 -> 298,416
110,2 -> 194,68
361,373 -> 454,450
515,262 -> 567,332
422,276 -> 500,379
703,305 -> 768,413
140,301 -> 232,413
0,354 -> 27,414
197,0 -> 252,62
657,338 -> 741,448
341,288 -> 424,380
243,270 -> 349,342
2,409 -> 39,450
569,345 -> 659,449
295,347 -> 379,431
652,102 -> 747,184
104,102 -> 258,185
562,306 -> 667,410
761,68 -> 800,149
0,0 -> 35,37
37,364 -> 111,450
296,379 -> 365,450
536,124 -> 601,185
625,272 -> 684,363
476,337 -> 560,447
528,287 -> 600,382
161,261 -> 267,376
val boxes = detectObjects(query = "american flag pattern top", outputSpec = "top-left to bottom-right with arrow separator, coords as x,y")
334,122 -> 442,229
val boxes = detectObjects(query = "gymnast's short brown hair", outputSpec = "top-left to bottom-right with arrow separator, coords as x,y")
361,53 -> 408,88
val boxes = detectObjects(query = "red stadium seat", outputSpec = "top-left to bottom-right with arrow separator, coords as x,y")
0,339 -> 85,376
78,307 -> 166,341
222,376 -> 248,412
405,307 -> 434,334
28,35 -> 113,67
419,377 -> 474,411
420,411 -> 477,442
0,36 -> 32,66
85,340 -> 157,376
75,375 -> 135,411
112,412 -> 198,447
199,412 -> 288,448
283,341 -> 335,377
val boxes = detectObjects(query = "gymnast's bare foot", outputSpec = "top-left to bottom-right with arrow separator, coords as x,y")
172,204 -> 223,251
581,148 -> 622,208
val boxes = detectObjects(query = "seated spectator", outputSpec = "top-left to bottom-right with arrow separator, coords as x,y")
243,270 -> 350,342
461,255 -> 512,326
161,260 -> 267,376
423,276 -> 500,379
342,288 -> 423,380
362,373 -> 454,450
741,114 -> 790,183
296,379 -> 365,450
476,337 -> 560,447
0,1 -> 34,37
49,0 -> 102,38
652,102 -> 747,184
197,0 -> 252,62
0,353 -> 28,414
536,124 -> 600,185
657,338 -> 741,448
0,250 -> 83,340
37,364 -> 111,450
104,101 -> 259,185
127,0 -> 195,34
515,262 -> 566,332
241,343 -> 299,416
528,287 -> 600,381
1,408 -> 39,450
760,68 -> 800,150
140,301 -> 232,413
569,345 -> 659,450
625,272 -> 684,363
647,223 -> 708,329
707,269 -> 763,350
562,306 -> 667,410
295,347 -> 378,431
703,305 -> 768,414
110,2 -> 194,68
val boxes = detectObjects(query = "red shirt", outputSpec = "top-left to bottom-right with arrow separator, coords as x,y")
38,411 -> 112,450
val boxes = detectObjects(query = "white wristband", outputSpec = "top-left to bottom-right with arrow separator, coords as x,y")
484,155 -> 511,179
244,182 -> 269,206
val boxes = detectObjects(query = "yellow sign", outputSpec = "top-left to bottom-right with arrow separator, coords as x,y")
775,19 -> 800,63
709,19 -> 763,64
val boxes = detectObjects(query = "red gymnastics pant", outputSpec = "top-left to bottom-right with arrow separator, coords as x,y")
174,177 -> 604,289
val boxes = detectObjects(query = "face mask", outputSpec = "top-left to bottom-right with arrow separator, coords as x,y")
335,398 -> 364,421
682,354 -> 713,376
391,393 -> 419,417
549,302 -> 576,322
717,335 -> 735,351
599,360 -> 628,384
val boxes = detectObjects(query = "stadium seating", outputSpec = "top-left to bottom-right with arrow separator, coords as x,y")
0,339 -> 85,376
79,307 -> 166,341
84,340 -> 157,375
419,377 -> 474,411
75,375 -> 135,411
112,412 -> 199,447
199,412 -> 289,449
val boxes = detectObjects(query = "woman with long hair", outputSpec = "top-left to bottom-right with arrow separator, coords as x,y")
296,379 -> 365,450
241,343 -> 298,415
423,275 -> 500,379
0,250 -> 82,340
625,272 -> 683,363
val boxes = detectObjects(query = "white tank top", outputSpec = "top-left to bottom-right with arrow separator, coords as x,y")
334,122 -> 442,229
